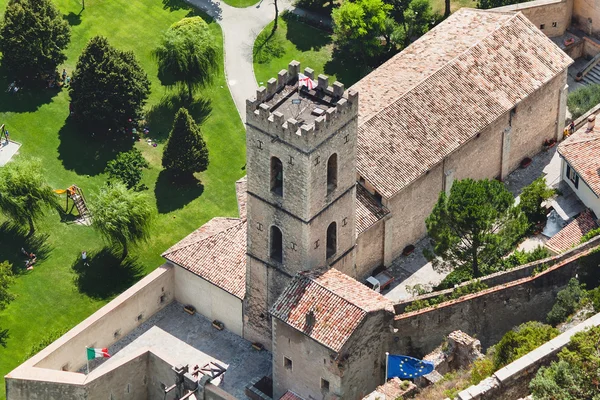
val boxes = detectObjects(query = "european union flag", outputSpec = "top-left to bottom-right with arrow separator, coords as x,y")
387,354 -> 434,379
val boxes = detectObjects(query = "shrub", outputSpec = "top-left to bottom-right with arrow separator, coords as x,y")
105,149 -> 149,190
501,246 -> 550,270
493,321 -> 559,370
580,227 -> 600,244
435,268 -> 473,290
547,278 -> 585,326
567,84 -> 600,119
470,357 -> 494,385
404,281 -> 488,313
530,326 -> 600,399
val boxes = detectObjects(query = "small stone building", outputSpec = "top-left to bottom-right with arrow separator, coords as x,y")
351,8 -> 573,271
270,268 -> 395,400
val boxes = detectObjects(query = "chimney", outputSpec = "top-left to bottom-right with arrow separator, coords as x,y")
305,310 -> 316,327
587,114 -> 596,132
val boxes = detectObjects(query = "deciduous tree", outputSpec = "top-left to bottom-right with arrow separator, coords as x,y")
332,0 -> 392,59
70,36 -> 150,132
154,17 -> 219,101
425,178 -> 527,278
519,177 -> 555,227
162,108 -> 209,177
0,158 -> 58,237
105,148 -> 149,190
0,0 -> 70,81
89,183 -> 153,260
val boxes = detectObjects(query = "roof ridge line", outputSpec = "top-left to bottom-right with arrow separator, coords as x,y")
303,270 -> 373,314
360,10 -> 520,128
162,218 -> 244,256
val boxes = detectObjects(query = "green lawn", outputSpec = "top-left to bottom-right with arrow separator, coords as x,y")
0,0 -> 245,396
253,14 -> 368,88
222,0 -> 259,7
430,0 -> 478,15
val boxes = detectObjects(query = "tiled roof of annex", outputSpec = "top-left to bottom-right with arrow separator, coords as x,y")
279,391 -> 305,400
356,184 -> 390,235
558,128 -> 600,197
270,268 -> 393,353
546,209 -> 598,254
351,8 -> 573,199
162,218 -> 247,299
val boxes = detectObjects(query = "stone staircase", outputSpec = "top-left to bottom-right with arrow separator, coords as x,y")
582,64 -> 600,85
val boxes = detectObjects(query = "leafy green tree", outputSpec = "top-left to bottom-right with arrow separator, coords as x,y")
332,0 -> 392,59
519,177 -> 555,227
0,261 -> 15,348
0,0 -> 70,81
89,182 -> 153,260
493,321 -> 559,370
425,179 -> 527,278
0,158 -> 58,237
154,17 -> 219,101
70,36 -> 150,132
105,148 -> 149,190
162,107 -> 209,177
530,326 -> 600,400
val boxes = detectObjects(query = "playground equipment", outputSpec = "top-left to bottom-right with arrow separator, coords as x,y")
54,185 -> 91,222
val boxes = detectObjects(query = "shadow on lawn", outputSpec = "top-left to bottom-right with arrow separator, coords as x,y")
63,12 -> 82,26
0,222 -> 52,275
154,170 -> 204,214
72,247 -> 144,299
162,0 -> 217,21
0,79 -> 61,113
146,92 -> 212,143
57,118 -> 134,176
284,15 -> 331,52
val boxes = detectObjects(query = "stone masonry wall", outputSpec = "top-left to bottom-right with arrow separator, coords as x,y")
573,0 -> 600,36
390,244 -> 600,357
495,0 -> 573,37
375,69 -> 569,262
355,220 -> 385,274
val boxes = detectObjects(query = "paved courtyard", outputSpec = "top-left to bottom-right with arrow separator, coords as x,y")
88,302 -> 272,399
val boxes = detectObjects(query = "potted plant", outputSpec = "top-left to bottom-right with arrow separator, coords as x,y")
520,157 -> 532,168
212,320 -> 225,330
543,138 -> 556,149
184,305 -> 196,315
252,342 -> 264,351
402,244 -> 415,256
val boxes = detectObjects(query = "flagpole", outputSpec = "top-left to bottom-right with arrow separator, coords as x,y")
385,352 -> 389,382
86,347 -> 89,375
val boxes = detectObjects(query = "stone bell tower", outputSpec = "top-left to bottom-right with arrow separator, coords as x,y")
243,60 -> 359,347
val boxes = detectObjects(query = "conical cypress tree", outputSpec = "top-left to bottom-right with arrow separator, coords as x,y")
162,107 -> 209,176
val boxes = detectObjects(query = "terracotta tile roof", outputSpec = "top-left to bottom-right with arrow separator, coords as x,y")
236,176 -> 247,219
271,268 -> 393,352
352,9 -> 573,199
363,378 -> 411,400
558,129 -> 600,197
356,185 -> 390,235
162,218 -> 247,299
546,209 -> 597,254
279,391 -> 304,400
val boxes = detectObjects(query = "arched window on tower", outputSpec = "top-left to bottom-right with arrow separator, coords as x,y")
327,154 -> 338,194
270,226 -> 283,262
271,157 -> 283,196
326,222 -> 337,259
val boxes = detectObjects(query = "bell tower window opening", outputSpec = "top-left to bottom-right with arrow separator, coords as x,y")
327,154 -> 338,194
271,157 -> 283,196
326,222 -> 337,259
270,226 -> 283,262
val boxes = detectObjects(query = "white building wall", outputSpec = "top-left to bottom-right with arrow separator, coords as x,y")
173,266 -> 243,336
561,159 -> 600,218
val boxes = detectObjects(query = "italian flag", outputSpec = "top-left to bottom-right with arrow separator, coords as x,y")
87,347 -> 110,360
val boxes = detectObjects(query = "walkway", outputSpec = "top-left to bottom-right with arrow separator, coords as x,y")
186,0 -> 294,122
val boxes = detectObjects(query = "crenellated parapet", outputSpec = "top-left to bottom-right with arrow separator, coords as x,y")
246,60 -> 359,152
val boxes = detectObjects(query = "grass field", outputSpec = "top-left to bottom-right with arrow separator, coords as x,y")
430,0 -> 478,15
222,0 -> 259,7
0,0 -> 245,396
253,14 -> 369,88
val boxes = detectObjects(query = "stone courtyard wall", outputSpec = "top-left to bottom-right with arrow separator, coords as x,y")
390,237 -> 600,357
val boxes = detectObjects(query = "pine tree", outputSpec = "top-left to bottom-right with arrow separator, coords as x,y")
162,108 -> 209,177
0,0 -> 71,81
70,36 -> 150,132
